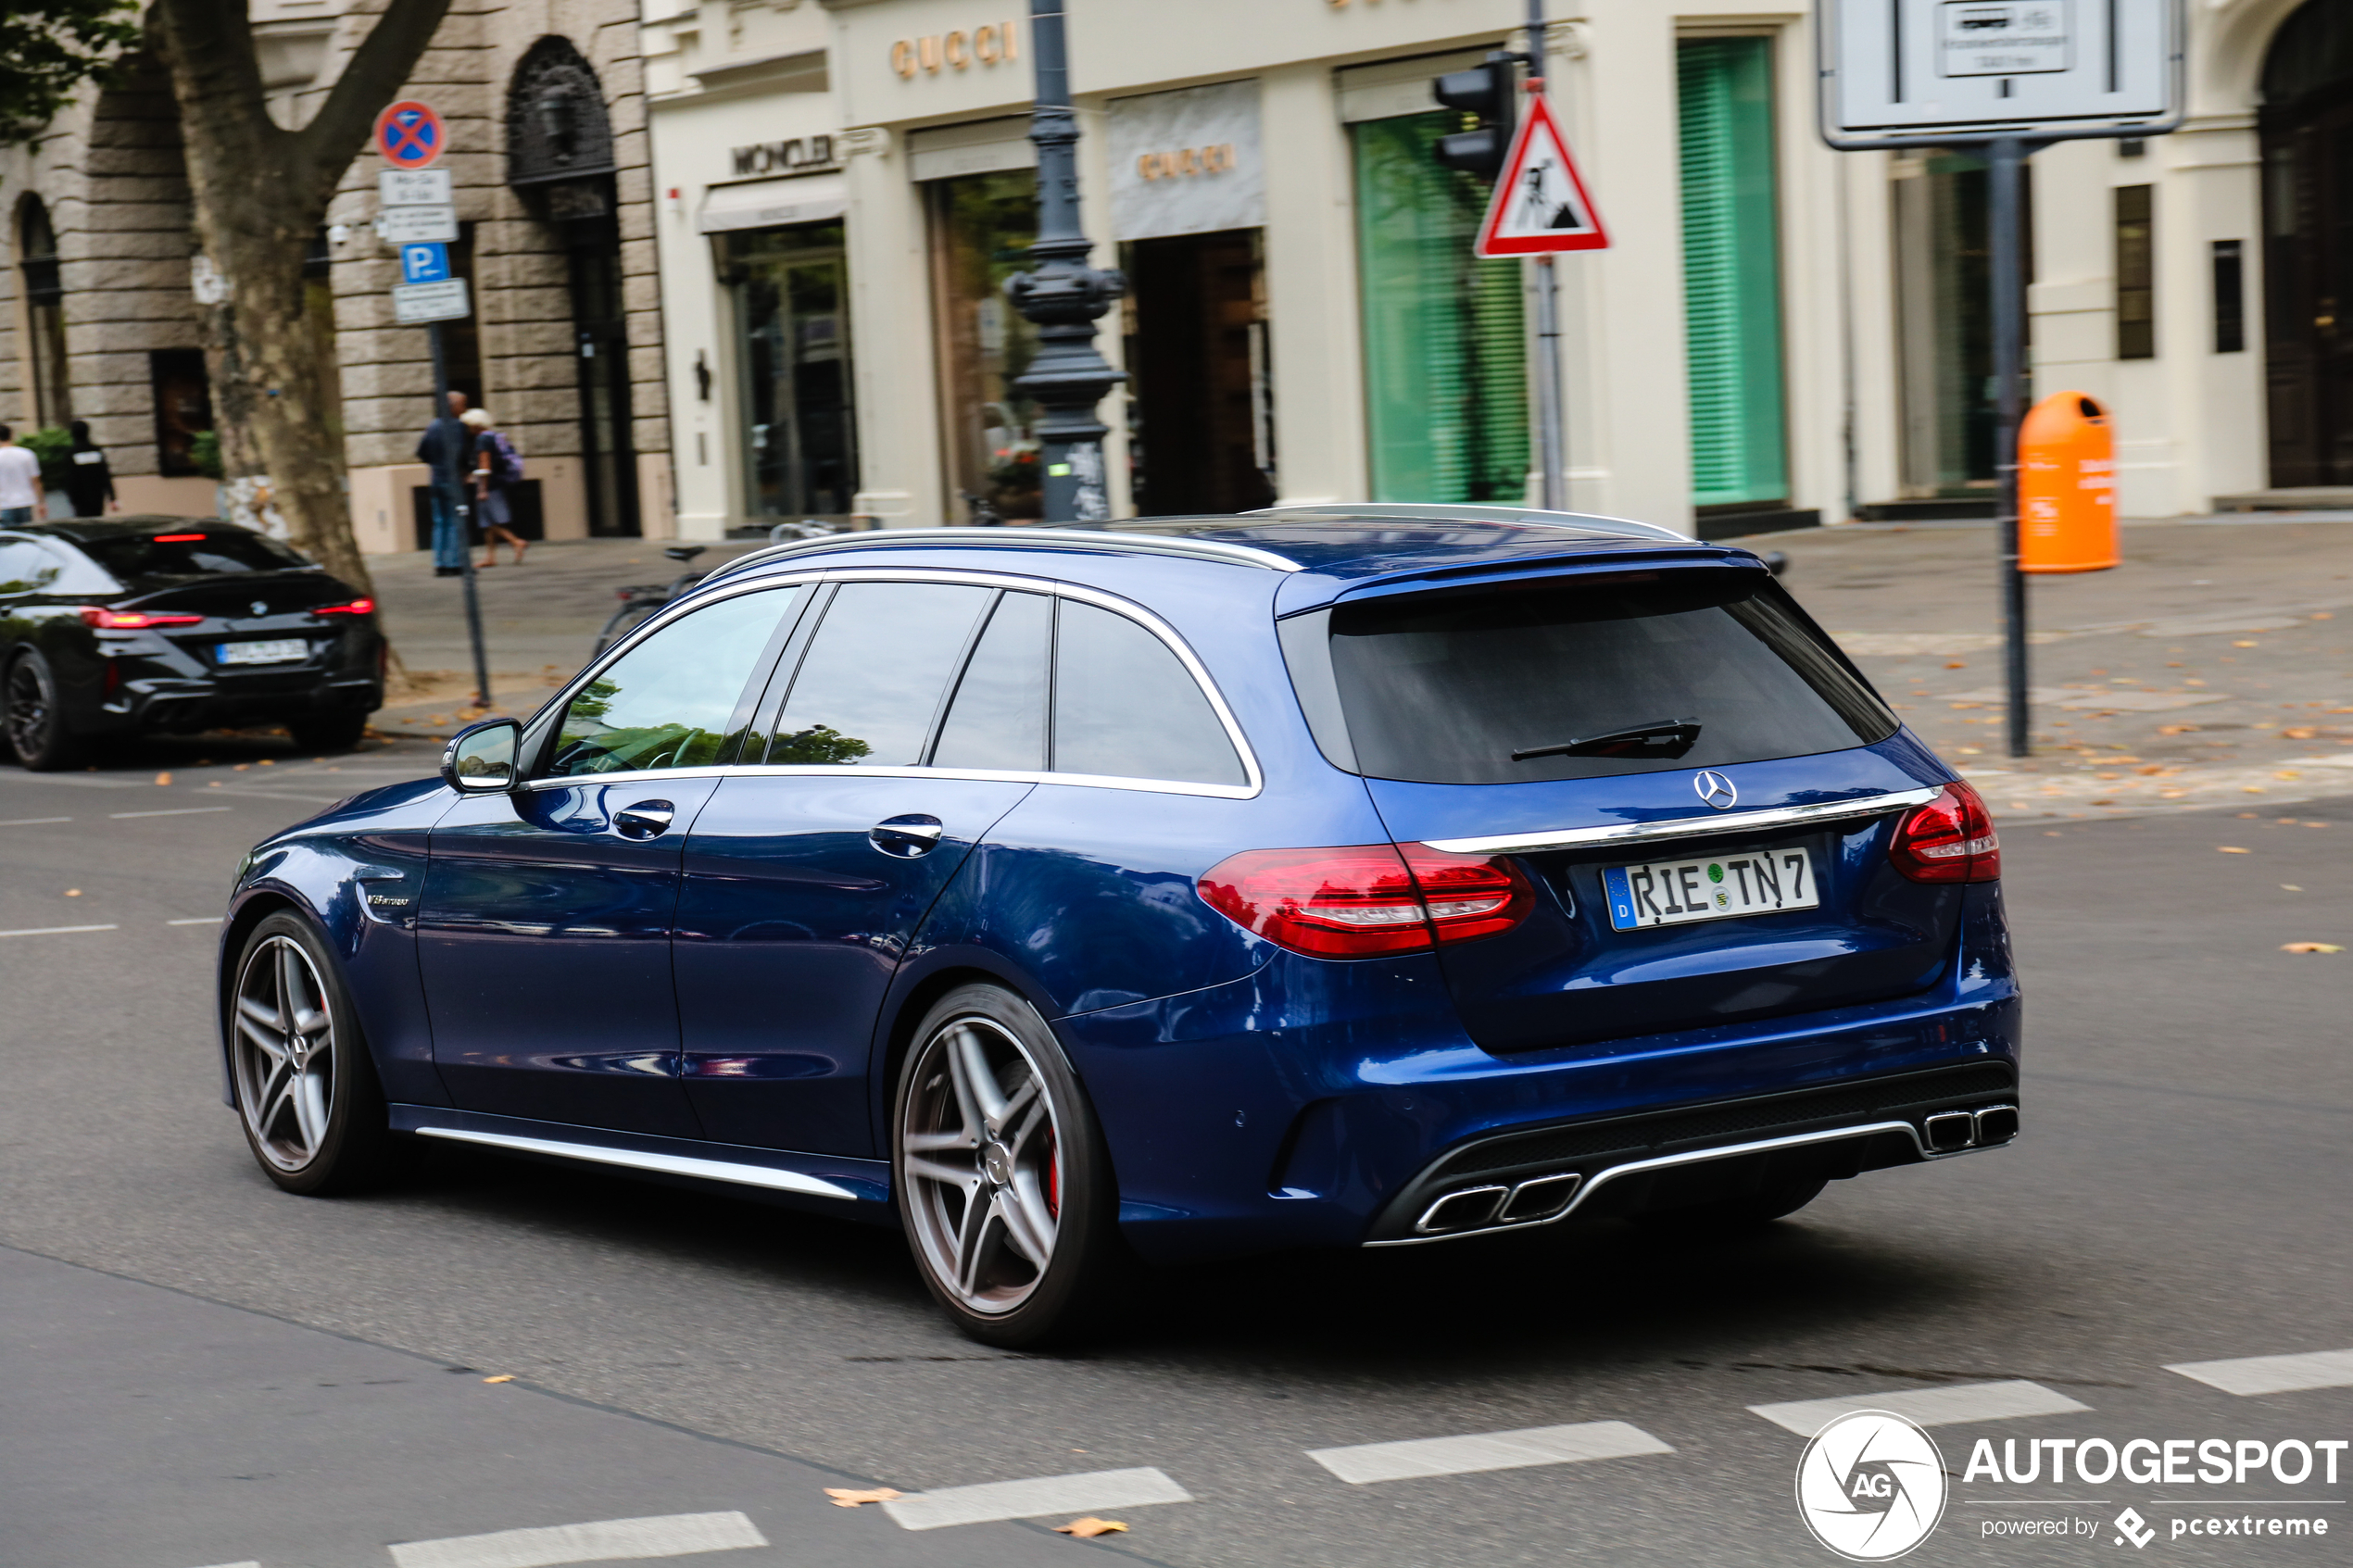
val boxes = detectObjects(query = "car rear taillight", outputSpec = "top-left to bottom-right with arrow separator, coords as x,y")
1889,781 -> 2001,884
1198,844 -> 1534,958
312,597 -> 374,616
77,606 -> 204,629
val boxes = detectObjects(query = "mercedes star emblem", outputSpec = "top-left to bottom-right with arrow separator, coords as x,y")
1693,771 -> 1738,810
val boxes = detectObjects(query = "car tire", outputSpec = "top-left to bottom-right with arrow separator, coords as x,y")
225,910 -> 404,1196
4,650 -> 85,771
1636,1174 -> 1829,1235
892,984 -> 1128,1348
288,712 -> 370,753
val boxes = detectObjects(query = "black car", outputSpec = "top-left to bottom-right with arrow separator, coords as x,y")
0,517 -> 384,769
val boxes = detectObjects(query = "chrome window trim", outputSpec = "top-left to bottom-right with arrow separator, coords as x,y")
414,1125 -> 860,1200
1419,785 -> 1943,857
707,526 -> 1306,583
1364,1118 -> 1950,1248
527,565 -> 1264,798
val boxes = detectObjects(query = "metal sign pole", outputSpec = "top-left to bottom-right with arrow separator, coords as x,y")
1526,0 -> 1567,512
429,320 -> 492,709
1989,136 -> 2032,758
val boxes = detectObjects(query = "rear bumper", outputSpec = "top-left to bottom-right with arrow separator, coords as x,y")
1056,885 -> 2019,1264
83,671 -> 382,734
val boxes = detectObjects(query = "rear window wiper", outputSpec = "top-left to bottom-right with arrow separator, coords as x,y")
1512,718 -> 1701,762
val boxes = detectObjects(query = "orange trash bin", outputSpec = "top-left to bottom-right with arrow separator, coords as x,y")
2019,390 -> 2118,573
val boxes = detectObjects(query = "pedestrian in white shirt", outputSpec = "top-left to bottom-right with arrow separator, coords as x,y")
0,424 -> 45,525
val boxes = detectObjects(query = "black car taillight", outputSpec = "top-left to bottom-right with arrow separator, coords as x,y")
1197,844 -> 1534,958
1890,782 -> 2001,884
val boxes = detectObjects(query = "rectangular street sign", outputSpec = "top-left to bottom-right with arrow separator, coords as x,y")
378,168 -> 453,207
399,242 -> 451,284
374,204 -> 459,245
1818,0 -> 2183,148
392,278 -> 470,325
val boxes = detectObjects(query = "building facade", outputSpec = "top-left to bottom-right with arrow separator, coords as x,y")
642,0 -> 2348,541
0,0 -> 672,550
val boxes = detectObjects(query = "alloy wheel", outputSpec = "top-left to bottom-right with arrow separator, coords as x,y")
5,659 -> 50,759
232,935 -> 339,1172
900,1015 -> 1063,1315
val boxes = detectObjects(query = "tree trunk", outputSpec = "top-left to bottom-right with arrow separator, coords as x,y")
151,0 -> 452,606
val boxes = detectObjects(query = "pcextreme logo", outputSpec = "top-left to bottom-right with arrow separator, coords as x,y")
1795,1410 -> 1949,1561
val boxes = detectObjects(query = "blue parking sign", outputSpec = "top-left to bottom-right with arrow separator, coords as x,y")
399,243 -> 451,284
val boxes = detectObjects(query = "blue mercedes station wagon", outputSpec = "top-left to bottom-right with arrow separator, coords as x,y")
217,509 -> 2018,1345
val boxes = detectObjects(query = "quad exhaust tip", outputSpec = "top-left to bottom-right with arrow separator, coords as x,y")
1415,1171 -> 1584,1236
1924,1105 -> 2020,1153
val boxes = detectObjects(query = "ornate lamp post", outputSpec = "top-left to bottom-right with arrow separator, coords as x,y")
1005,0 -> 1125,524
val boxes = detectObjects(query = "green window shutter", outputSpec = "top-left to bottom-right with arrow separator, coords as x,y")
1679,38 -> 1788,509
1352,114 -> 1529,503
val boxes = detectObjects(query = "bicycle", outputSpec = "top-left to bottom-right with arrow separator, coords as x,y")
592,545 -> 709,657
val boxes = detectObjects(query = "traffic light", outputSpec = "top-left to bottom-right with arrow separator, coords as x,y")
1432,51 -> 1519,182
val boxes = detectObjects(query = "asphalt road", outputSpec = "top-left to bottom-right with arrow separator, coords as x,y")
3,739 -> 2350,1567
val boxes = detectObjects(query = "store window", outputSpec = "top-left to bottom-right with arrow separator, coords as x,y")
1349,108 -> 1528,504
17,196 -> 70,430
724,221 -> 857,521
927,172 -> 1041,522
1892,151 -> 2032,496
1678,36 -> 1788,512
148,349 -> 215,477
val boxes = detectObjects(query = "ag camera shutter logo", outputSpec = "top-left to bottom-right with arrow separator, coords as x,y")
1795,1410 -> 1948,1561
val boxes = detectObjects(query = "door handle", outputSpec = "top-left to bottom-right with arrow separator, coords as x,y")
869,814 -> 944,859
614,799 -> 675,839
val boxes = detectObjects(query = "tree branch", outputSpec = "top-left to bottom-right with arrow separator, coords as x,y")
296,0 -> 455,205
149,0 -> 283,166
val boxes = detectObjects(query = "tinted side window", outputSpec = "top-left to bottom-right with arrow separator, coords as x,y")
1052,601 -> 1244,786
932,590 -> 1051,771
548,587 -> 800,777
769,582 -> 992,766
0,540 -> 57,595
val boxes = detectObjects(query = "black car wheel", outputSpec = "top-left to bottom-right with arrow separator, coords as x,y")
893,984 -> 1127,1348
288,713 -> 370,753
4,650 -> 83,771
226,911 -> 403,1195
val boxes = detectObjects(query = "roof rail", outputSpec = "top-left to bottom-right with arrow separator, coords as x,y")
704,526 -> 1304,583
1245,502 -> 1689,542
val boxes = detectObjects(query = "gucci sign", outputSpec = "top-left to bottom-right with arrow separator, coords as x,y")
1137,144 -> 1239,181
891,22 -> 1020,78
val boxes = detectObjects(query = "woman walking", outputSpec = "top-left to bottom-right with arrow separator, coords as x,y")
461,408 -> 527,567
63,420 -> 116,518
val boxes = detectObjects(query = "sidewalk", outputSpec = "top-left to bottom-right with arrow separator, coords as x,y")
361,519 -> 2353,820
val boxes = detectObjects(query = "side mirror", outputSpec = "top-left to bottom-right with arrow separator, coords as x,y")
1761,551 -> 1789,577
442,718 -> 521,792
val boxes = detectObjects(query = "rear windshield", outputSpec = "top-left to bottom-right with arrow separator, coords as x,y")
75,530 -> 314,581
1295,571 -> 1897,784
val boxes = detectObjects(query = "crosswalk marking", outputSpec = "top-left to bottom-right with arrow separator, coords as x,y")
1749,1380 -> 2089,1436
1308,1420 -> 1673,1485
0,923 -> 119,938
880,1467 -> 1190,1532
2166,1348 -> 2353,1398
185,1562 -> 261,1568
388,1511 -> 767,1568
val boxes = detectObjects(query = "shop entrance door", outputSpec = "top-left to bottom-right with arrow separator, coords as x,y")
729,223 -> 858,521
1122,228 -> 1275,516
569,231 -> 640,537
2259,2 -> 2353,487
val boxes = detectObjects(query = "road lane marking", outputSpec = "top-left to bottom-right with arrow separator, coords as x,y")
388,1510 -> 767,1568
184,1562 -> 261,1568
108,807 -> 234,819
0,816 -> 72,826
1307,1420 -> 1673,1485
0,923 -> 120,938
168,917 -> 222,925
1749,1380 -> 2089,1435
880,1467 -> 1190,1531
2166,1348 -> 2353,1397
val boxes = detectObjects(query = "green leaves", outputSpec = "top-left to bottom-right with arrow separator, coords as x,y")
0,1 -> 140,149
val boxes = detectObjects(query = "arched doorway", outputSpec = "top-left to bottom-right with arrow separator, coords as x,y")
508,38 -> 638,536
2260,1 -> 2353,487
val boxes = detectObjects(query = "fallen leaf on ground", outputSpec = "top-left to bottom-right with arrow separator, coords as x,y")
2217,847 -> 2252,853
2283,884 -> 2304,892
1054,1518 -> 1130,1537
154,771 -> 171,785
2158,724 -> 2199,734
481,1374 -> 514,1383
2233,640 -> 2259,648
65,888 -> 81,897
2281,943 -> 2344,954
1944,660 -> 1967,670
2283,728 -> 2319,739
824,1488 -> 902,1508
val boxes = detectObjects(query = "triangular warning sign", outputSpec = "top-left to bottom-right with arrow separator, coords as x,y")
1474,94 -> 1609,257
